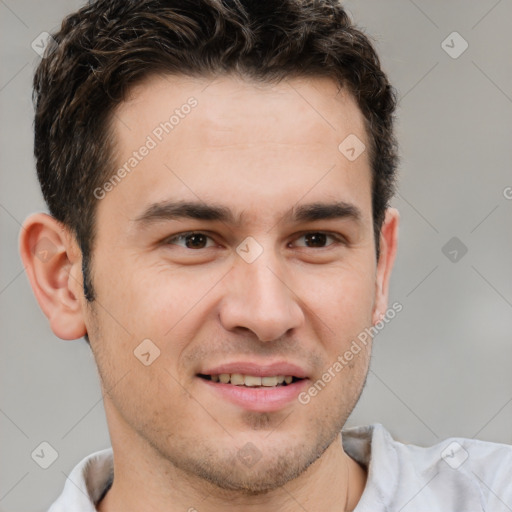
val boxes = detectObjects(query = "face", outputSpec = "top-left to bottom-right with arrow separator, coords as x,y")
84,74 -> 391,492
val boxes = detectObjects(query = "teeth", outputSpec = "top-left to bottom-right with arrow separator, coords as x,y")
261,376 -> 278,386
245,375 -> 262,386
209,374 -> 296,386
230,373 -> 245,385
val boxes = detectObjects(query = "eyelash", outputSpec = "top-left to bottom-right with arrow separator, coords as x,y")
163,231 -> 346,249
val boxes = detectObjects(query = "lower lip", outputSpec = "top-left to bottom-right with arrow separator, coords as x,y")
198,377 -> 309,412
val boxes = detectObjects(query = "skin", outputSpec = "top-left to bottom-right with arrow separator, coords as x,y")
20,74 -> 399,511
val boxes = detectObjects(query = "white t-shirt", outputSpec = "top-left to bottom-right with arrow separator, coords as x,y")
47,423 -> 512,511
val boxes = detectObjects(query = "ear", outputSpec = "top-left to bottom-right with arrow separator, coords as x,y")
19,213 -> 87,340
372,207 -> 399,325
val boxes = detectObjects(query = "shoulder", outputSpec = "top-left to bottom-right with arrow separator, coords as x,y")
343,424 -> 512,511
47,447 -> 113,512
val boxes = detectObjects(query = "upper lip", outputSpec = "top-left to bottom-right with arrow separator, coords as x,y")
199,361 -> 309,379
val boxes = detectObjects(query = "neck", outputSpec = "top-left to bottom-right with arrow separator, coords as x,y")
97,430 -> 367,512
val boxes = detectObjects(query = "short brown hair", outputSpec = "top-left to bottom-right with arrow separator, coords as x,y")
33,0 -> 398,302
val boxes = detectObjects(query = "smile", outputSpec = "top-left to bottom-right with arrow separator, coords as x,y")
199,374 -> 300,387
197,366 -> 309,412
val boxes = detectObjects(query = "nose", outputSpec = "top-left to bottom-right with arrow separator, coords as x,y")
219,249 -> 304,342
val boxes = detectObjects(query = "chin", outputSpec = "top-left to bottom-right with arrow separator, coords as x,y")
173,426 -> 337,495
192,450 -> 317,494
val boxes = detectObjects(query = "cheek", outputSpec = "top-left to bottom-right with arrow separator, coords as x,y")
92,253 -> 189,332
135,268 -> 219,335
300,266 -> 376,368
302,259 -> 376,318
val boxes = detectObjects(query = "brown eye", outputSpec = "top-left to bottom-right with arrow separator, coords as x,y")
303,232 -> 328,247
292,232 -> 342,248
166,232 -> 215,249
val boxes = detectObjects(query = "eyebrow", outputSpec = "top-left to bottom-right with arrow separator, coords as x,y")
133,200 -> 362,227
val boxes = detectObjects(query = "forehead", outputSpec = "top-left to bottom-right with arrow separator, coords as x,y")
116,73 -> 366,146
102,73 -> 372,229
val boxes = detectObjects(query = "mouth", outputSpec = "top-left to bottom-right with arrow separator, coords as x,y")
197,373 -> 303,387
196,363 -> 309,412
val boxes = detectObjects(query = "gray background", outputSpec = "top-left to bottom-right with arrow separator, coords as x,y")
1,0 -> 511,510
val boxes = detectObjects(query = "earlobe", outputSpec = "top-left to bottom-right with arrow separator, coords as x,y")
372,208 -> 399,325
19,213 -> 87,340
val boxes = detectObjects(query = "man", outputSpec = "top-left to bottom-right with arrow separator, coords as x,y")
19,0 -> 511,510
